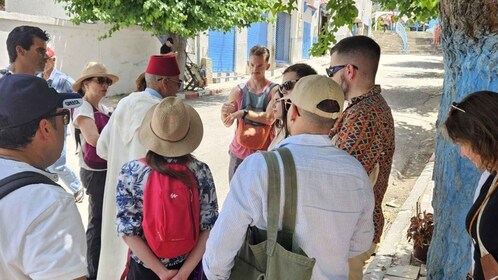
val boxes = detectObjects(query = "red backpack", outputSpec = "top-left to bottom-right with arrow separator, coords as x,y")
141,159 -> 200,259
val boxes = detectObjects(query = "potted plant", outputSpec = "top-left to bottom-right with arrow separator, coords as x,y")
406,203 -> 434,263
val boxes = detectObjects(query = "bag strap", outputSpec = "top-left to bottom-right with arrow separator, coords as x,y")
0,171 -> 61,200
475,175 -> 498,257
277,148 -> 297,233
261,150 -> 281,257
261,147 -> 298,256
468,174 -> 497,235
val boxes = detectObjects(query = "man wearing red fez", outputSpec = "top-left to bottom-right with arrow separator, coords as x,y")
95,53 -> 181,279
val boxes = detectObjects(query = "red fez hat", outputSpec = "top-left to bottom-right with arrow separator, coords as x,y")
146,53 -> 180,77
46,47 -> 55,58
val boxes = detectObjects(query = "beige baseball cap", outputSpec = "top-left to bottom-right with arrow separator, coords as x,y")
281,74 -> 344,119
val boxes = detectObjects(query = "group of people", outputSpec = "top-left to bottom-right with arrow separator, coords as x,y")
0,23 -> 496,280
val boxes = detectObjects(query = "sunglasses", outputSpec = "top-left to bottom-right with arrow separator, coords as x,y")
276,96 -> 293,112
325,64 -> 358,77
47,109 -> 71,125
450,102 -> 466,113
278,79 -> 299,94
93,77 -> 113,86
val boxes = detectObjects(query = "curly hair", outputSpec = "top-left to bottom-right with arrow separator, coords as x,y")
443,91 -> 498,171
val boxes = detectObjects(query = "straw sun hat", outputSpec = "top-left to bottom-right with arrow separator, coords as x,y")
72,62 -> 119,92
139,97 -> 203,157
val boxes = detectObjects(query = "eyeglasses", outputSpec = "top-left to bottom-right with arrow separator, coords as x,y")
47,109 -> 70,125
158,78 -> 183,89
278,79 -> 299,93
325,64 -> 358,77
93,77 -> 113,86
450,102 -> 466,113
276,97 -> 293,112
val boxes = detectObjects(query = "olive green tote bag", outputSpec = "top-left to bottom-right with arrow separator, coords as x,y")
229,148 -> 316,279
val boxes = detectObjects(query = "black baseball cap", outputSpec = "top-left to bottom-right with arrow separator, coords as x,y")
0,74 -> 83,129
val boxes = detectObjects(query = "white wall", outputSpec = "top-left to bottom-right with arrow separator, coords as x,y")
0,11 -> 161,96
6,0 -> 70,20
234,28 -> 248,74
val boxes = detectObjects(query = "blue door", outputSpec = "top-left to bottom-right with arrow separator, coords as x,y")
302,22 -> 311,59
275,12 -> 291,63
247,22 -> 268,58
208,28 -> 235,72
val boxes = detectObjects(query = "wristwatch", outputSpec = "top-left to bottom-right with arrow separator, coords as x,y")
242,110 -> 249,119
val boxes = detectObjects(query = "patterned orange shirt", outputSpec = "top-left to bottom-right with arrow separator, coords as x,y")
330,85 -> 395,243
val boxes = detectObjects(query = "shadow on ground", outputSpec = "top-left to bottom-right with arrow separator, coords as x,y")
383,86 -> 441,117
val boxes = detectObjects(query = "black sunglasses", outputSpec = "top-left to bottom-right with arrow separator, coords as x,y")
47,109 -> 71,125
94,77 -> 113,86
278,79 -> 299,93
325,64 -> 358,77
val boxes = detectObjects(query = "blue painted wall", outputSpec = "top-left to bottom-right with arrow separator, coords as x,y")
429,32 -> 498,278
247,22 -> 268,59
208,28 -> 236,72
275,12 -> 291,63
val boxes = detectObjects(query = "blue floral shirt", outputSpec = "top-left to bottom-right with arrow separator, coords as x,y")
116,157 -> 219,267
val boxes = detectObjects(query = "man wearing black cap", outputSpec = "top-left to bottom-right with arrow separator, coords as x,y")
0,74 -> 87,279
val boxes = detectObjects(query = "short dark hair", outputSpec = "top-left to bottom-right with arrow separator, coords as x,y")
7,26 -> 50,63
443,91 -> 498,171
283,63 -> 317,77
249,45 -> 270,63
0,110 -> 56,149
330,36 -> 381,77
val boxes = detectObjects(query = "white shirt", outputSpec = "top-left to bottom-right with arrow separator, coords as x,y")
203,134 -> 375,280
0,158 -> 87,280
72,99 -> 111,171
95,90 -> 161,280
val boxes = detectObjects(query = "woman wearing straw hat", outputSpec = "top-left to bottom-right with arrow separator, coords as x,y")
71,61 -> 118,280
116,97 -> 218,280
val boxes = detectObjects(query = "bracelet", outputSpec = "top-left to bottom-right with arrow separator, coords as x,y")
242,110 -> 248,119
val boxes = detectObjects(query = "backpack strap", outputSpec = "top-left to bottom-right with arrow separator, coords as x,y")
0,171 -> 61,200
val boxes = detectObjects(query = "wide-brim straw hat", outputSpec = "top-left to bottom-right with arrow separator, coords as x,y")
72,62 -> 119,92
139,96 -> 203,157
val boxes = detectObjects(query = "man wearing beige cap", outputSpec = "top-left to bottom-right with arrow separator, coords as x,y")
204,75 -> 374,279
96,53 -> 181,279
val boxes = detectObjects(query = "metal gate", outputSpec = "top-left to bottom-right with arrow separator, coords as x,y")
302,22 -> 311,59
208,28 -> 236,72
275,12 -> 291,63
247,22 -> 268,58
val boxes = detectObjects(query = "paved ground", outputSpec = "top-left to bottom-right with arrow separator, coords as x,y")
63,53 -> 443,278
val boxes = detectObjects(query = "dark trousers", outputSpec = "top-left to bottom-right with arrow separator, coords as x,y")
127,257 -> 205,280
80,168 -> 106,280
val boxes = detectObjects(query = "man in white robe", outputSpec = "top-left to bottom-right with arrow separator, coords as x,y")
96,53 -> 181,279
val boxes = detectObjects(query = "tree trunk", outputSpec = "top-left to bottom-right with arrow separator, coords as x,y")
171,34 -> 187,83
428,0 -> 498,278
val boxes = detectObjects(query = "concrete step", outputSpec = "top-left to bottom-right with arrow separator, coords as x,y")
373,30 -> 442,55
